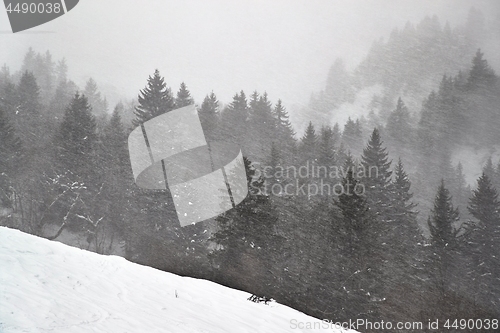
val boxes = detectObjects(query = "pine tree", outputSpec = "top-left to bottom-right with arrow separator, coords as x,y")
219,91 -> 249,146
175,82 -> 194,108
336,169 -> 372,252
494,161 -> 500,192
0,64 -> 11,93
84,78 -> 108,119
198,91 -> 219,141
467,173 -> 500,311
331,122 -> 341,147
428,180 -> 460,249
467,49 -> 497,90
54,93 -> 97,177
48,79 -> 78,125
381,158 -> 427,325
387,158 -> 423,272
55,58 -> 68,85
428,180 -> 460,296
20,49 -> 56,104
468,173 -> 500,228
390,158 -> 418,222
102,104 -> 128,175
249,91 -> 259,111
212,157 -> 282,296
318,126 -> 336,168
386,97 -> 412,146
483,157 -> 495,181
96,104 -> 131,245
20,48 -> 36,74
342,117 -> 363,154
0,106 -> 22,207
360,128 -> 392,217
15,71 -> 43,148
272,99 -> 296,162
0,72 -> 16,116
266,142 -> 281,187
300,121 -> 317,163
247,92 -> 275,160
132,69 -> 175,127
335,167 -> 382,319
343,150 -> 357,175
336,142 -> 348,167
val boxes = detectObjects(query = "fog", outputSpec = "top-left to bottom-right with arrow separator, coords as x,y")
1,0 -> 498,110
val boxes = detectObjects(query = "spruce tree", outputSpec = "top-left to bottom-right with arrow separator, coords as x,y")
318,126 -> 336,168
0,64 -> 11,91
342,117 -> 363,154
482,157 -> 495,181
382,158 -> 426,321
336,169 -> 372,252
102,104 -> 129,176
97,104 -> 131,243
0,79 -> 17,114
84,78 -> 108,119
15,71 -> 42,147
360,128 -> 392,218
130,72 -> 180,248
175,82 -> 194,108
249,91 -> 259,111
54,93 -> 97,178
247,92 -> 275,160
427,180 -> 461,304
266,142 -> 281,187
132,69 -> 175,127
55,58 -> 68,85
17,71 -> 41,110
272,99 -> 296,162
494,161 -> 500,191
300,121 -> 317,163
467,49 -> 497,90
219,91 -> 249,146
335,167 -> 382,319
468,173 -> 500,228
467,173 -> 500,311
48,79 -> 78,125
0,106 -> 22,207
386,97 -> 412,146
390,158 -> 418,222
428,180 -> 460,249
198,91 -> 219,141
212,157 -> 282,296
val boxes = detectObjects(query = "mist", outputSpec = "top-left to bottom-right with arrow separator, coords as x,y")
2,0 -> 498,113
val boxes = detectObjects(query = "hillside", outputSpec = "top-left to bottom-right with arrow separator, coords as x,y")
306,8 -> 496,128
0,227 -> 354,333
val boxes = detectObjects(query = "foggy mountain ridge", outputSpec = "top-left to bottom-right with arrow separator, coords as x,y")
299,7 -> 500,188
306,7 -> 498,129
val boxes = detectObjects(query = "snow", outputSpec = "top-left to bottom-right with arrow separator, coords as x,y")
0,227 -> 354,333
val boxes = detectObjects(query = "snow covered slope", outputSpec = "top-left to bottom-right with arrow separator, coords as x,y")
0,227 -> 353,333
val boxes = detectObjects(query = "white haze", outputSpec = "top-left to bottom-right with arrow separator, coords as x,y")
0,0 -> 498,117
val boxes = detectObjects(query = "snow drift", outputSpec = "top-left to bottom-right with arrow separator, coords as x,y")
0,227 -> 353,333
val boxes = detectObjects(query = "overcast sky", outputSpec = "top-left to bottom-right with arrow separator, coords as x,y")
1,0 -> 499,112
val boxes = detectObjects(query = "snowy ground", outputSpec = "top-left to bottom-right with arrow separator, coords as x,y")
0,227 -> 354,333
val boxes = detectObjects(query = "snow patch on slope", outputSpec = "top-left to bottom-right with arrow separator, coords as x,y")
0,227 -> 352,333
